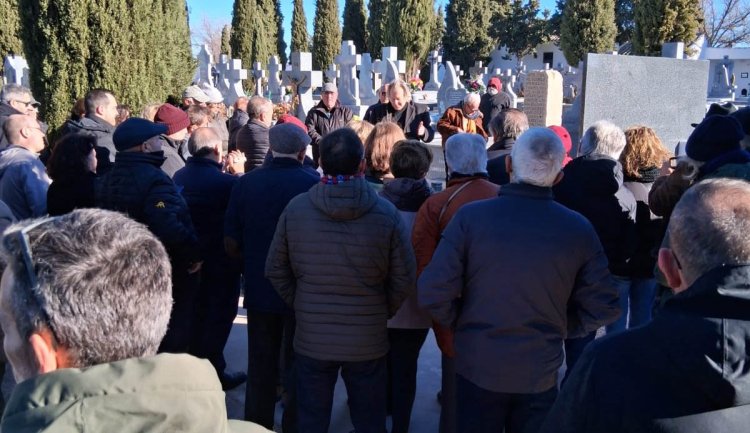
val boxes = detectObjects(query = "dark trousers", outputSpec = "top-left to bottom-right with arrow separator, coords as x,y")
159,267 -> 201,353
387,328 -> 429,433
456,374 -> 557,433
562,332 -> 595,384
190,259 -> 241,374
296,353 -> 386,433
245,312 -> 297,432
440,354 -> 457,433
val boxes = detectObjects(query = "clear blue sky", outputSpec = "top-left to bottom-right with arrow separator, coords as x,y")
187,0 -> 559,52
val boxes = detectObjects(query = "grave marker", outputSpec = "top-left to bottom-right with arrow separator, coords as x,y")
267,56 -> 284,103
3,55 -> 29,87
359,53 -> 378,106
225,59 -> 247,106
524,70 -> 563,127
424,50 -> 442,91
437,61 -> 467,112
282,52 -> 323,120
335,41 -> 361,106
251,62 -> 266,97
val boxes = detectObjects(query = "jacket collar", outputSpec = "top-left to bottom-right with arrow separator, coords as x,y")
186,156 -> 222,170
500,182 -> 553,200
115,150 -> 166,167
488,137 -> 516,151
270,156 -> 305,168
662,265 -> 750,319
446,174 -> 487,188
84,115 -> 115,132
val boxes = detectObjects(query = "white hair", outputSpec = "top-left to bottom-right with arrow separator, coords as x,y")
580,120 -> 626,159
463,92 -> 480,106
445,133 -> 488,175
510,127 -> 565,187
388,80 -> 413,102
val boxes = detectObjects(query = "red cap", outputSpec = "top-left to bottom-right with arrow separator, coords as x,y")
276,114 -> 307,133
488,77 -> 502,90
155,104 -> 190,135
548,125 -> 573,166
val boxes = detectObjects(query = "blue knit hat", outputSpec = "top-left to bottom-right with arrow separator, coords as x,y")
686,115 -> 744,162
113,118 -> 168,151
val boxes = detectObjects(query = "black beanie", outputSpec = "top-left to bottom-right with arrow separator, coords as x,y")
686,115 -> 744,162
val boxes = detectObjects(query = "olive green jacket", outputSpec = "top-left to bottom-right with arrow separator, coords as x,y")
1,353 -> 270,433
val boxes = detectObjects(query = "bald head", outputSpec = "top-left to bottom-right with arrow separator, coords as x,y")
3,114 -> 44,153
234,97 -> 249,112
666,178 -> 750,287
188,127 -> 222,160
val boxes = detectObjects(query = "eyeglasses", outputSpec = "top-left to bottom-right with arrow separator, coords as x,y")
10,216 -> 61,341
11,100 -> 39,109
380,92 -> 387,96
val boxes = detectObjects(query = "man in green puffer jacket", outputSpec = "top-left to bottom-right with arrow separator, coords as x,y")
0,209 -> 269,433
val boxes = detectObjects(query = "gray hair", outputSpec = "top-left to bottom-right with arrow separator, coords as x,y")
669,178 -> 750,284
1,209 -> 172,369
463,93 -> 480,106
247,96 -> 272,119
510,128 -> 565,187
188,127 -> 221,157
488,109 -> 528,140
388,80 -> 412,102
445,133 -> 488,175
0,84 -> 31,103
580,120 -> 626,159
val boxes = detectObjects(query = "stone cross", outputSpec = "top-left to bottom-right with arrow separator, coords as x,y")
424,50 -> 442,91
282,52 -> 324,120
325,63 -> 338,85
214,55 -> 231,95
225,59 -> 247,106
359,53 -> 378,106
267,56 -> 284,103
469,61 -> 488,83
3,55 -> 30,88
197,45 -> 214,86
335,41 -> 361,106
251,62 -> 266,97
437,61 -> 467,113
376,47 -> 405,81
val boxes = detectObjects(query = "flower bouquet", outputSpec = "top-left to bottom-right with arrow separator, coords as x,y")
465,77 -> 486,94
408,76 -> 424,92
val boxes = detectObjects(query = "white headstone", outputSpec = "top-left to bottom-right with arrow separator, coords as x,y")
282,52 -> 324,120
3,55 -> 29,87
424,50 -> 442,91
197,45 -> 214,86
214,55 -> 231,95
470,61 -> 488,84
325,63 -> 338,85
359,53 -> 378,106
225,59 -> 247,106
251,62 -> 266,97
437,61 -> 467,113
383,60 -> 400,84
335,41 -> 361,106
377,47 -> 405,80
267,56 -> 284,103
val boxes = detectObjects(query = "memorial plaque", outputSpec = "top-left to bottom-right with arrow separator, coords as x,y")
580,53 -> 709,152
524,70 -> 563,127
446,89 -> 467,107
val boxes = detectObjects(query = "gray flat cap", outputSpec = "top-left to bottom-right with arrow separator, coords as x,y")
270,123 -> 311,154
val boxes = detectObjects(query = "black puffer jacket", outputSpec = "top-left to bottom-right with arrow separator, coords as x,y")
305,101 -> 353,148
94,151 -> 200,267
0,103 -> 22,151
554,154 -> 637,277
265,177 -> 416,362
228,109 -> 249,152
236,120 -> 270,172
60,116 -> 116,174
365,101 -> 435,143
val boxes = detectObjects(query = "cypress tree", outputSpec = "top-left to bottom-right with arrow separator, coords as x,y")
276,0 -> 288,66
312,0 -> 341,70
633,0 -> 701,56
18,0 -> 194,131
615,0 -> 634,44
291,0 -> 310,53
0,0 -> 23,76
560,0 -> 617,66
231,0 -> 278,68
442,0 -> 495,73
367,0 -> 389,58
342,0 -> 368,53
222,25 -> 232,57
431,5 -> 445,51
385,0 -> 433,77
493,0 -> 549,61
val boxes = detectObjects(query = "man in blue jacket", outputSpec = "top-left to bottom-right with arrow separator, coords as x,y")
95,118 -> 201,354
225,123 -> 320,432
174,127 -> 246,390
419,128 -> 619,433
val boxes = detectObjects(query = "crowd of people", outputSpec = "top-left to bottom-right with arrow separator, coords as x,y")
0,77 -> 748,433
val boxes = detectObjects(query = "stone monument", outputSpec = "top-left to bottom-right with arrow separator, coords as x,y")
3,54 -> 29,87
335,41 -> 361,107
359,53 -> 378,106
251,62 -> 265,97
225,59 -> 247,106
523,70 -> 564,127
196,45 -> 214,86
282,52 -> 323,121
267,56 -> 284,103
424,50 -> 442,91
437,61 -> 467,113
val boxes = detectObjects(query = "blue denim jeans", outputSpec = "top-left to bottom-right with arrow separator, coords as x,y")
296,353 -> 386,433
606,276 -> 657,333
456,374 -> 557,433
604,276 -> 632,334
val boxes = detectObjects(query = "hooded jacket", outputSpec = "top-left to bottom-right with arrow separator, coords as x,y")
61,116 -> 116,174
1,354 -> 270,433
554,154 -> 637,277
0,145 -> 51,219
541,265 -> 750,433
265,176 -> 416,361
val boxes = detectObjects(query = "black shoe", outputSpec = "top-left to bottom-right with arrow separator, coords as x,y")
219,371 -> 247,391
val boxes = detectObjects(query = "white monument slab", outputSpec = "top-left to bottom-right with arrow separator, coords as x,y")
282,52 -> 323,120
